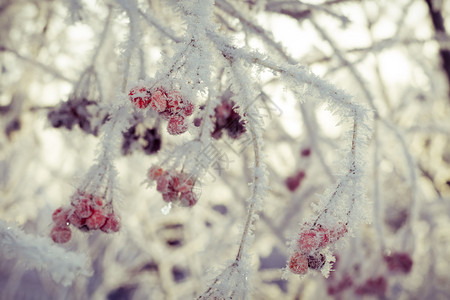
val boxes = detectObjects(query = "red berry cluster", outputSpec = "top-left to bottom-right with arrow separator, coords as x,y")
289,223 -> 347,275
50,193 -> 120,244
148,166 -> 198,207
128,86 -> 194,135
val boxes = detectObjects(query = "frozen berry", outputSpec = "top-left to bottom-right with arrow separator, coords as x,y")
52,207 -> 70,226
307,253 -> 325,270
157,173 -> 171,193
173,174 -> 194,193
129,86 -> 152,109
166,91 -> 183,115
85,210 -> 107,230
148,166 -> 164,181
167,115 -> 188,135
74,196 -> 93,218
100,214 -> 121,233
181,100 -> 194,116
162,191 -> 178,203
68,212 -> 86,228
298,230 -> 320,253
50,226 -> 72,244
150,88 -> 168,112
329,222 -> 347,243
289,252 -> 308,275
179,191 -> 198,207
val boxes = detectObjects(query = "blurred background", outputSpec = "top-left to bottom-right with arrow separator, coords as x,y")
1,0 -> 450,299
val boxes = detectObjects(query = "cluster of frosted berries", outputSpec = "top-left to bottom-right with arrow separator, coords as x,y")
289,223 -> 347,275
50,192 -> 120,243
129,86 -> 194,135
148,166 -> 198,207
48,97 -> 106,136
122,125 -> 161,155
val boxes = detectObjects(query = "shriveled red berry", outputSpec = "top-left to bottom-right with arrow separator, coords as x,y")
179,191 -> 198,207
100,214 -> 121,233
52,207 -> 70,226
74,196 -> 93,218
307,253 -> 325,270
85,210 -> 107,230
50,226 -> 72,244
289,252 -> 308,275
167,115 -> 188,135
150,89 -> 168,112
129,86 -> 152,109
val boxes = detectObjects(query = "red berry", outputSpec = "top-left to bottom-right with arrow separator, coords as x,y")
179,191 -> 198,207
166,91 -> 183,115
316,226 -> 330,248
301,148 -> 311,157
52,207 -> 70,226
100,214 -> 121,233
150,89 -> 168,112
181,100 -> 194,116
289,252 -> 308,275
285,171 -> 305,192
129,86 -> 152,109
50,226 -> 72,243
329,222 -> 347,243
298,230 -> 320,253
68,212 -> 86,228
148,166 -> 164,181
167,115 -> 188,135
384,252 -> 413,274
156,173 -> 171,193
85,210 -> 107,230
173,174 -> 194,193
162,191 -> 178,202
74,196 -> 93,218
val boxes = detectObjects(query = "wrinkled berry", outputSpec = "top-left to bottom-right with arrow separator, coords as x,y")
289,252 -> 308,275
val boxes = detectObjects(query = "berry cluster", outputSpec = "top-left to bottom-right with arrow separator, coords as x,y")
288,223 -> 347,275
148,166 -> 198,207
122,124 -> 161,155
50,192 -> 120,244
129,86 -> 194,135
48,97 -> 107,136
211,99 -> 246,140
